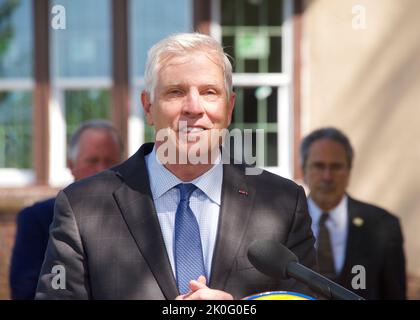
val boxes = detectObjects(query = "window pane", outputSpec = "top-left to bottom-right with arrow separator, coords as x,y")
0,90 -> 32,168
221,0 -> 283,73
229,86 -> 277,167
268,36 -> 282,73
51,0 -> 111,78
232,86 -> 277,124
221,0 -> 235,26
267,0 -> 283,26
130,0 -> 192,143
64,89 -> 111,141
243,0 -> 262,26
0,0 -> 33,77
130,0 -> 192,78
266,132 -> 278,166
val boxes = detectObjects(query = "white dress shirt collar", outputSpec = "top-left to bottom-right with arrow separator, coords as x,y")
146,146 -> 223,205
308,194 -> 348,231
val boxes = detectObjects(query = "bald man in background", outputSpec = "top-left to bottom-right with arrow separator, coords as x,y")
10,120 -> 123,299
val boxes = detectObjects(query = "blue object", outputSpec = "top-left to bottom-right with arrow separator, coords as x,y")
9,198 -> 56,300
244,291 -> 316,300
174,184 -> 206,294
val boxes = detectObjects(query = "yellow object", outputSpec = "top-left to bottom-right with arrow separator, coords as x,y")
243,291 -> 315,300
353,217 -> 364,227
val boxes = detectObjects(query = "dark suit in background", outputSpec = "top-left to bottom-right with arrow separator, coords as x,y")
301,127 -> 407,300
36,143 -> 317,299
336,196 -> 406,300
9,198 -> 55,299
9,119 -> 123,300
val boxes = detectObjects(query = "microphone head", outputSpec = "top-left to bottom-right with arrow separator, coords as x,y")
247,239 -> 298,279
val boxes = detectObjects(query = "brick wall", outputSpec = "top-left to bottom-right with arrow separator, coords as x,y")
0,219 -> 15,299
0,187 -> 59,300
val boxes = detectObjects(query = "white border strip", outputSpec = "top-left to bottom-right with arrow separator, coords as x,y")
52,77 -> 112,89
233,73 -> 290,87
0,169 -> 35,187
0,79 -> 34,90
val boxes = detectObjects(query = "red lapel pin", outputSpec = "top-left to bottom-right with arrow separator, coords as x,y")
238,189 -> 248,196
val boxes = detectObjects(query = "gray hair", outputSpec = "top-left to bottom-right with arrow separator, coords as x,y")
67,119 -> 124,161
143,32 -> 233,102
300,127 -> 354,169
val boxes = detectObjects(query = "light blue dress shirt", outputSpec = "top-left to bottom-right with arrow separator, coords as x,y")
308,195 -> 349,274
145,147 -> 222,280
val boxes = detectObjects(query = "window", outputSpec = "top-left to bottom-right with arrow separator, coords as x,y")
0,91 -> 32,168
129,0 -> 192,155
64,89 -> 111,142
0,0 -> 34,186
1,0 -> 193,187
212,0 -> 294,177
49,0 -> 112,186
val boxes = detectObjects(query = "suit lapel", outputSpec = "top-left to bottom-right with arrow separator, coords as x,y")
209,163 -> 255,290
339,196 -> 365,283
112,144 -> 179,299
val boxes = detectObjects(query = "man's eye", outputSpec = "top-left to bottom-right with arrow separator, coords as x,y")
168,89 -> 183,96
203,90 -> 217,96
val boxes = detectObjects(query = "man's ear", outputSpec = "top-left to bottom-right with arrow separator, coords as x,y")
141,91 -> 154,126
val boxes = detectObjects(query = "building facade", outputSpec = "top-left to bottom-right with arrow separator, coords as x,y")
1,0 -> 419,299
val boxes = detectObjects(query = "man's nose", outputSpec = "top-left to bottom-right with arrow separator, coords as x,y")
183,89 -> 204,116
321,167 -> 334,180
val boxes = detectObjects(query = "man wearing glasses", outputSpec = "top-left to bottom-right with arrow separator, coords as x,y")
300,127 -> 406,300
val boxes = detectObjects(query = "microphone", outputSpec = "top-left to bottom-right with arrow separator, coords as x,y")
247,239 -> 364,300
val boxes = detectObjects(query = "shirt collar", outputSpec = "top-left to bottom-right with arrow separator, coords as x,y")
145,146 -> 223,205
308,194 -> 348,229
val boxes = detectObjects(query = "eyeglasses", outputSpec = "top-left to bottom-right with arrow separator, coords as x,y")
306,162 -> 349,174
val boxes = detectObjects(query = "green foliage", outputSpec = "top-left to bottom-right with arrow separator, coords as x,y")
0,90 -> 32,169
0,0 -> 20,70
65,89 -> 111,140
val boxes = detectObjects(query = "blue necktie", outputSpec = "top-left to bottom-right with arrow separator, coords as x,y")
174,183 -> 206,294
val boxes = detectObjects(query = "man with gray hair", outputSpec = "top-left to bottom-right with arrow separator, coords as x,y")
300,127 -> 406,299
36,33 -> 316,300
10,119 -> 123,299
66,120 -> 123,181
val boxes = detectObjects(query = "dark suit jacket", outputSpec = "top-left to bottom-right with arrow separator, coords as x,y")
10,198 -> 55,299
336,196 -> 406,300
36,143 -> 316,300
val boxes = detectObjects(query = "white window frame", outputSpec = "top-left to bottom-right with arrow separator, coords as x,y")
211,0 -> 294,179
127,0 -> 194,158
48,78 -> 112,187
48,0 -> 113,187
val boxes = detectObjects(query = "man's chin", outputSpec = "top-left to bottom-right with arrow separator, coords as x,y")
178,142 -> 221,165
155,139 -> 221,166
315,193 -> 343,210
